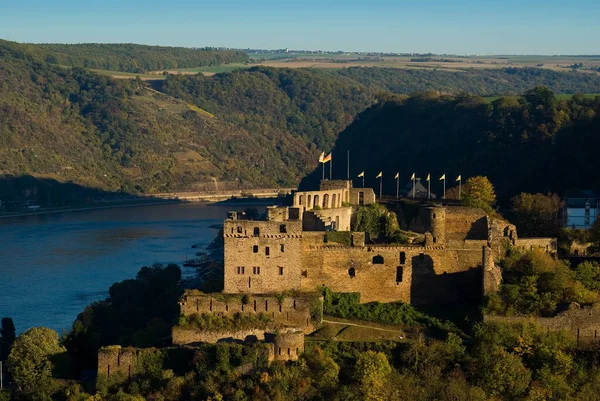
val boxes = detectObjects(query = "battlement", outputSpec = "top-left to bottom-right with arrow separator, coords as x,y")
178,292 -> 321,334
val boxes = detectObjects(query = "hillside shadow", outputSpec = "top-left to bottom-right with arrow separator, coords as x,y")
0,174 -> 169,214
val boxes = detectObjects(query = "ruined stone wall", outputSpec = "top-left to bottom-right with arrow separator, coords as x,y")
179,293 -> 318,333
172,326 -> 271,345
308,207 -> 353,231
319,180 -> 351,191
444,207 -> 489,242
485,305 -> 600,347
224,220 -> 303,294
299,242 -> 483,304
349,188 -> 376,205
97,346 -> 159,381
266,330 -> 304,362
514,238 -> 557,253
267,206 -> 289,222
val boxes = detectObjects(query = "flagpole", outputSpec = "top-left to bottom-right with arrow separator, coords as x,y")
396,174 -> 399,199
428,178 -> 430,199
443,177 -> 446,199
330,154 -> 333,180
362,175 -> 364,188
459,179 -> 461,200
412,175 -> 415,199
379,174 -> 382,199
322,163 -> 324,181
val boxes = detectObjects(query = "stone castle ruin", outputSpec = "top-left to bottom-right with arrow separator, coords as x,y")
98,179 -> 566,382
223,179 -> 556,305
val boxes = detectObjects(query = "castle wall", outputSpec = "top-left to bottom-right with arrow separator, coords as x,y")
267,206 -> 289,222
349,188 -> 376,205
445,207 -> 488,242
266,330 -> 304,362
179,293 -> 318,333
303,207 -> 352,231
320,180 -> 351,191
172,326 -> 271,345
485,305 -> 600,347
299,243 -> 483,304
514,237 -> 557,253
97,346 -> 159,381
224,220 -> 303,294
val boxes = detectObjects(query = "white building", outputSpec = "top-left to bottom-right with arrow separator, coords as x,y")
564,190 -> 599,229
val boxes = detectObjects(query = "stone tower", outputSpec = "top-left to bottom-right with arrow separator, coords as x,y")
426,206 -> 446,246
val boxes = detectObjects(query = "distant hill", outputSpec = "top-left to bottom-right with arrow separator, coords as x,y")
332,67 -> 600,96
0,40 -> 248,73
300,89 -> 600,202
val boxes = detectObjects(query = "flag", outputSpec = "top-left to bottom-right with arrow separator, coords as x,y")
358,171 -> 364,177
411,173 -> 415,180
323,153 -> 332,163
318,152 -> 325,163
394,172 -> 399,179
456,175 -> 461,182
439,174 -> 446,180
426,173 -> 430,181
376,172 -> 382,178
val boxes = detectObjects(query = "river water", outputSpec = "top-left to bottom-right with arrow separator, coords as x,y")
0,202 -> 257,334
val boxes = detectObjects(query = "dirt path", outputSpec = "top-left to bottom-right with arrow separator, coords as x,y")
322,319 -> 405,334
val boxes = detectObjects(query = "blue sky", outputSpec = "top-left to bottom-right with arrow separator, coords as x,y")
1,0 -> 598,54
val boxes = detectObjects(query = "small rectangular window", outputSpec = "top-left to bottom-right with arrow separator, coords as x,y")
237,226 -> 243,234
253,266 -> 260,275
279,266 -> 284,275
253,245 -> 259,253
280,244 -> 285,252
280,224 -> 287,233
236,266 -> 245,275
265,247 -> 270,256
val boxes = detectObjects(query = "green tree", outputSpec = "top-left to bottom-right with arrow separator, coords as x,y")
354,351 -> 392,401
473,347 -> 531,398
462,176 -> 496,212
8,327 -> 65,400
510,193 -> 563,237
0,317 -> 15,360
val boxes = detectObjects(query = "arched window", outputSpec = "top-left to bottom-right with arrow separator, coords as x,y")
313,195 -> 320,208
307,195 -> 312,208
298,195 -> 303,205
323,194 -> 329,208
348,267 -> 356,278
253,227 -> 260,236
332,194 -> 337,208
373,255 -> 384,264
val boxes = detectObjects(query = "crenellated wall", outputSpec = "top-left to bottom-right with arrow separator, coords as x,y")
514,237 -> 557,253
179,292 -> 319,333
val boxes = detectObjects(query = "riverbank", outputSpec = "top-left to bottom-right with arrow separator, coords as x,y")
0,199 -> 182,220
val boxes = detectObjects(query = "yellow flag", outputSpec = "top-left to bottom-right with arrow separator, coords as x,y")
318,152 -> 325,163
426,173 -> 430,181
411,173 -> 415,180
456,175 -> 461,182
376,172 -> 382,178
394,172 -> 399,179
357,171 -> 364,177
439,174 -> 446,180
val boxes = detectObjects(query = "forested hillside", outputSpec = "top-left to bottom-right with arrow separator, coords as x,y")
158,67 -> 374,149
0,49 -> 316,193
301,88 -> 600,201
333,66 -> 600,96
0,40 -> 248,73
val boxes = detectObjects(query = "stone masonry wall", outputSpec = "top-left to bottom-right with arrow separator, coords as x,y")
172,326 -> 271,345
485,305 -> 600,347
179,293 -> 318,333
300,242 -> 484,304
514,238 -> 558,253
224,219 -> 303,294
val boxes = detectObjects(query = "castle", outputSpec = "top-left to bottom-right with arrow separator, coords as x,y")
98,179 -> 563,381
222,179 -> 556,305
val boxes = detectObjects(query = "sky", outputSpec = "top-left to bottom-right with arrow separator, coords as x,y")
1,0 -> 599,55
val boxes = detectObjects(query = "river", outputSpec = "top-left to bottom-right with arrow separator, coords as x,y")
0,202 -> 262,334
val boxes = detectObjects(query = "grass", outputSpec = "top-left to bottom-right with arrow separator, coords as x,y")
89,68 -> 166,80
174,63 -> 252,74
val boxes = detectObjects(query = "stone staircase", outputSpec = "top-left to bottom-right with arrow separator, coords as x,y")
303,209 -> 334,231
